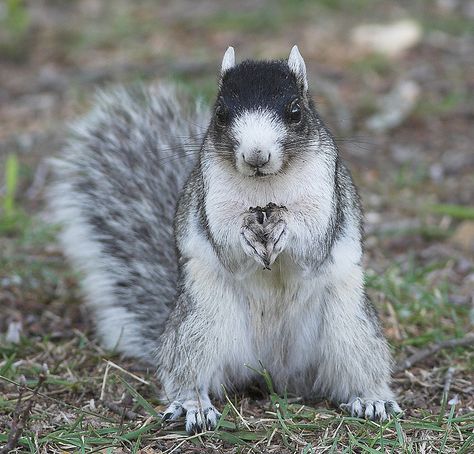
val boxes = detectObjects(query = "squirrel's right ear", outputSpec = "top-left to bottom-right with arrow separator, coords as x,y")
221,46 -> 235,75
288,45 -> 308,93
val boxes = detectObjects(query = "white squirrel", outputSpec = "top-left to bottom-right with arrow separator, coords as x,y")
49,46 -> 402,433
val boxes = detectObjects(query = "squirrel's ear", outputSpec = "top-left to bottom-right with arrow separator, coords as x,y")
288,45 -> 308,92
221,46 -> 235,75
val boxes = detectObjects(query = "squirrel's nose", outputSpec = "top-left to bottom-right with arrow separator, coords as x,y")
243,150 -> 271,168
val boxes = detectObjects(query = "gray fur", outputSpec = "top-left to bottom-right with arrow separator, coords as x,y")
50,53 -> 401,434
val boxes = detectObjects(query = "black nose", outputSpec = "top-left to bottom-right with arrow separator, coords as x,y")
243,150 -> 271,168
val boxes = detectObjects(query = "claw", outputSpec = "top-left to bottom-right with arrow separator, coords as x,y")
161,401 -> 184,423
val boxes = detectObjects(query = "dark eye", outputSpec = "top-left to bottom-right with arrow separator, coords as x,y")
288,99 -> 302,123
215,104 -> 229,127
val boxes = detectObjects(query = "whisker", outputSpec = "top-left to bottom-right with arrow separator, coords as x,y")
333,137 -> 376,145
144,144 -> 202,155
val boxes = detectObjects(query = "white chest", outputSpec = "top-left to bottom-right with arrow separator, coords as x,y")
230,257 -> 325,370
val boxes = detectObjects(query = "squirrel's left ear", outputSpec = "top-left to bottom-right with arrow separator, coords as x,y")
288,45 -> 308,92
221,46 -> 235,75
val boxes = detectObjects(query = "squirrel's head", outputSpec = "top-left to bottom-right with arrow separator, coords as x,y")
208,46 -> 320,178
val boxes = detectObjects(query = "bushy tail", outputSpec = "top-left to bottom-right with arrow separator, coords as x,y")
49,84 -> 208,362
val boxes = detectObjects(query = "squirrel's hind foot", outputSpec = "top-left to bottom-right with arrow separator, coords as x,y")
161,400 -> 221,434
340,397 -> 402,422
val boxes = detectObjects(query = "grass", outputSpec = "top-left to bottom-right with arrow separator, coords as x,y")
429,204 -> 474,221
367,260 -> 471,348
1,217 -> 472,452
0,154 -> 24,235
0,353 -> 472,452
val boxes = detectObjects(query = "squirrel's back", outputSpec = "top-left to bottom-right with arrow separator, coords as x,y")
49,84 -> 208,361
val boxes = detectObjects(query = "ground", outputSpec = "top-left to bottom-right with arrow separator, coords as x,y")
0,1 -> 473,453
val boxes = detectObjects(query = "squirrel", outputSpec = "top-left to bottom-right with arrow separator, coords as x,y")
49,46 -> 402,433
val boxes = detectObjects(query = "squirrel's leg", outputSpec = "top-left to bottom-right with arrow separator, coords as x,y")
157,292 -> 222,433
156,270 -> 251,433
314,273 -> 402,421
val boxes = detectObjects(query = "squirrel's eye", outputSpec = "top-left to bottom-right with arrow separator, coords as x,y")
288,100 -> 302,123
215,105 -> 229,127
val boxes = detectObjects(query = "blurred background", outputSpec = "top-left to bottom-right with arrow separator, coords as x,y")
0,0 -> 473,448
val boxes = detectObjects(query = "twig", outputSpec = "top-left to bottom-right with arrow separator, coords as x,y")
395,333 -> 474,373
0,366 -> 48,454
386,301 -> 402,341
100,361 -> 111,401
102,359 -> 150,385
221,385 -> 251,431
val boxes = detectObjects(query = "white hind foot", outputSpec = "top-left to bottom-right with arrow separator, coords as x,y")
161,399 -> 221,434
185,405 -> 221,434
340,397 -> 402,422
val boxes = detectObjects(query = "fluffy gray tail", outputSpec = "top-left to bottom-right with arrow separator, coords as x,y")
49,84 -> 208,362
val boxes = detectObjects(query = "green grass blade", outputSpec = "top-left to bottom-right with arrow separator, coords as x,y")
116,376 -> 160,419
430,204 -> 474,220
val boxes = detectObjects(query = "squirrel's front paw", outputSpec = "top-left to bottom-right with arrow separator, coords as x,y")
264,204 -> 288,266
240,209 -> 269,268
240,204 -> 289,268
162,400 -> 221,434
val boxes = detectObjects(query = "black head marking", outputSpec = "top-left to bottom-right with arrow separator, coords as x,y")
217,60 -> 302,120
